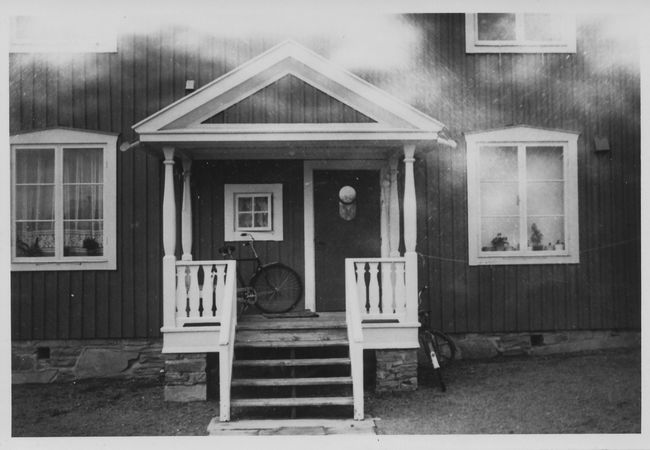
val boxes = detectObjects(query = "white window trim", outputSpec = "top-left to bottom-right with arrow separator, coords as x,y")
465,13 -> 576,54
466,126 -> 579,266
234,192 -> 273,232
10,128 -> 118,271
10,17 -> 118,53
224,184 -> 283,241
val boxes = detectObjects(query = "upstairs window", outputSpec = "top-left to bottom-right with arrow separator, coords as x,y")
11,129 -> 117,271
466,13 -> 576,53
10,16 -> 117,53
466,127 -> 579,265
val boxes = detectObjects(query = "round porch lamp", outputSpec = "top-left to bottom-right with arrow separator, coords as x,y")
338,185 -> 357,221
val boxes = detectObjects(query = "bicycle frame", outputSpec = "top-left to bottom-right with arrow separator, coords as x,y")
219,233 -> 303,315
220,233 -> 267,308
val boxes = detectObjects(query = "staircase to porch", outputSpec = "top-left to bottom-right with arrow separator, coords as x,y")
228,313 -> 356,419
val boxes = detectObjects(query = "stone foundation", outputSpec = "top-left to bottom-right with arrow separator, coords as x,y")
375,349 -> 417,392
164,353 -> 207,402
12,339 -> 164,384
451,330 -> 640,360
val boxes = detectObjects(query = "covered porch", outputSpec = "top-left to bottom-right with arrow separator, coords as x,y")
129,40 -> 454,421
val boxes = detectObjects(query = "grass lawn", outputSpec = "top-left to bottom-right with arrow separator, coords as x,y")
11,348 -> 640,436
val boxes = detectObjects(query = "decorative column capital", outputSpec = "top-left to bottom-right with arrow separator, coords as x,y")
403,143 -> 416,162
163,146 -> 175,163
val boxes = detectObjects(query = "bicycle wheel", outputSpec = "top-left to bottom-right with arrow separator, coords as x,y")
250,263 -> 302,314
430,330 -> 456,367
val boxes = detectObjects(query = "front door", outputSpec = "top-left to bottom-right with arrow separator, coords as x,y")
313,170 -> 381,311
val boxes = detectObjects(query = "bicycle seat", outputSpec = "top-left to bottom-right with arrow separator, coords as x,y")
218,245 -> 236,256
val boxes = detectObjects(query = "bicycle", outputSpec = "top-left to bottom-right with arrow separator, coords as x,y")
418,285 -> 456,391
218,233 -> 303,315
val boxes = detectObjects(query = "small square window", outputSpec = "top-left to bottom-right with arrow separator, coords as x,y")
235,193 -> 272,232
224,184 -> 283,241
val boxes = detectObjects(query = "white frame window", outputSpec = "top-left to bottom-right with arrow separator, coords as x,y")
11,128 -> 118,271
234,192 -> 273,232
465,13 -> 576,53
466,126 -> 579,266
10,16 -> 118,53
224,184 -> 283,241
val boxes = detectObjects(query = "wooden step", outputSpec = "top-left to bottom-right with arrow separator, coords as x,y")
235,329 -> 347,343
237,321 -> 346,331
232,376 -> 352,387
233,357 -> 350,367
231,396 -> 354,408
235,339 -> 349,348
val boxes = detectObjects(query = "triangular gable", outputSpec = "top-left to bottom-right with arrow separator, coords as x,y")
133,40 -> 453,145
202,74 -> 375,124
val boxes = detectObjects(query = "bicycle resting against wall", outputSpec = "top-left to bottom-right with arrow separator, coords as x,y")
418,285 -> 457,392
218,233 -> 303,315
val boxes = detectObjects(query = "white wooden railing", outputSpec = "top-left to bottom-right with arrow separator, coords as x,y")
174,260 -> 236,326
169,260 -> 237,421
217,261 -> 237,422
348,254 -> 418,325
345,259 -> 365,420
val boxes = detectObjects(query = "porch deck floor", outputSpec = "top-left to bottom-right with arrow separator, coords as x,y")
238,312 -> 346,329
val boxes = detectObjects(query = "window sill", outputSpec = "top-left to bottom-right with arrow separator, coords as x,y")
11,259 -> 116,271
466,43 -> 576,54
469,253 -> 579,266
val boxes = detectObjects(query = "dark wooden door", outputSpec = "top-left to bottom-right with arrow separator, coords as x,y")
313,170 -> 381,311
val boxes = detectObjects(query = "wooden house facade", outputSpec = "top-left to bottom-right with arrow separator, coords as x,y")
9,13 -> 640,419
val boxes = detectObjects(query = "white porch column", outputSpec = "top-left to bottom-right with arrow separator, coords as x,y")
181,158 -> 193,261
403,144 -> 417,253
402,144 -> 418,324
388,154 -> 400,257
162,147 -> 177,328
380,165 -> 390,257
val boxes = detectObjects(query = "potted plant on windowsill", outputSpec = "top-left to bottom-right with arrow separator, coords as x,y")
83,237 -> 100,256
490,233 -> 509,251
530,223 -> 544,251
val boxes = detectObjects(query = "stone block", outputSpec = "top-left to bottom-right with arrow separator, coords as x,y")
164,384 -> 206,402
75,348 -> 139,379
12,369 -> 58,384
165,358 -> 206,374
12,354 -> 36,371
375,349 -> 417,392
457,337 -> 499,359
541,332 -> 569,345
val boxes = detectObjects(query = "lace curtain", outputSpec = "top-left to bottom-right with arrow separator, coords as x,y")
15,147 -> 103,257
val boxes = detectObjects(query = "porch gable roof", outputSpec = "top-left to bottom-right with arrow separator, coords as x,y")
132,40 -> 455,147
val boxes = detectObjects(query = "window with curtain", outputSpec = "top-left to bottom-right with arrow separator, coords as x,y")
465,126 -> 579,265
11,129 -> 117,271
465,13 -> 576,53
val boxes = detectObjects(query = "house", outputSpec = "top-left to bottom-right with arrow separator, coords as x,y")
9,13 -> 640,422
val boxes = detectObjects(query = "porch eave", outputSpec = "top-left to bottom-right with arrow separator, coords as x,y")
136,130 -> 443,145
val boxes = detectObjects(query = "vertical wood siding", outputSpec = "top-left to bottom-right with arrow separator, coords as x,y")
205,75 -> 374,124
9,14 -> 640,339
192,160 -> 305,309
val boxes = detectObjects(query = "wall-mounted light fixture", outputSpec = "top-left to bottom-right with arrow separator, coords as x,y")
338,185 -> 357,221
